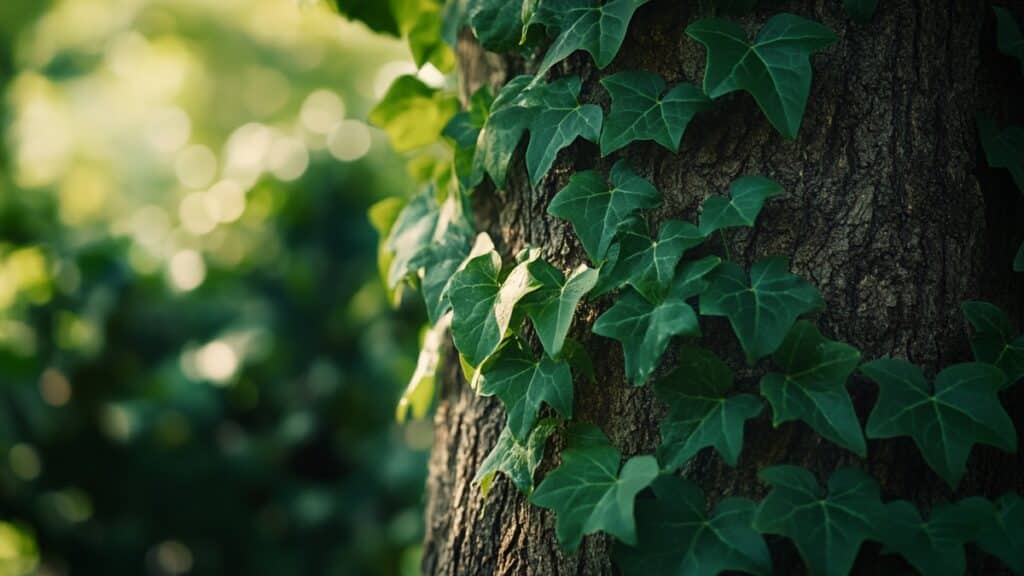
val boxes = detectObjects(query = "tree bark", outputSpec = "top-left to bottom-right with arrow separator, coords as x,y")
423,1 -> 1024,574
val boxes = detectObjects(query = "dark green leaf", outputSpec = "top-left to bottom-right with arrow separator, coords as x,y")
533,0 -> 650,78
525,75 -> 603,185
615,476 -> 771,576
597,217 -> 706,302
330,0 -> 400,35
697,176 -> 785,237
655,346 -> 763,469
760,321 -> 865,457
468,0 -> 526,52
478,343 -> 574,441
686,14 -> 837,138
369,75 -> 460,152
976,492 -> 1024,575
531,423 -> 659,551
977,113 -> 1024,192
524,260 -> 599,358
961,301 -> 1024,386
754,466 -> 884,576
471,75 -> 541,188
473,419 -> 557,497
409,223 -> 475,324
880,498 -> 993,576
599,71 -> 710,155
861,359 -> 1015,488
994,6 -> 1024,73
843,0 -> 878,24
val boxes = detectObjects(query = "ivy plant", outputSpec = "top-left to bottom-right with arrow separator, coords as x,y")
473,418 -> 558,497
879,498 -> 992,576
599,71 -> 710,156
531,0 -> 650,79
962,300 -> 1024,385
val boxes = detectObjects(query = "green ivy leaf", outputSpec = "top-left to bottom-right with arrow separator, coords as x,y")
468,0 -> 525,52
473,418 -> 558,497
444,86 -> 492,189
686,14 -> 837,138
601,218 -> 706,302
531,423 -> 659,551
370,75 -> 460,152
448,246 -> 541,367
976,493 -> 1024,575
473,75 -> 538,188
525,76 -> 603,185
760,321 -> 866,457
994,6 -> 1024,73
593,257 -> 720,385
392,0 -> 455,71
397,314 -> 451,422
700,258 -> 823,363
599,71 -> 710,156
655,346 -> 763,469
547,160 -> 661,264
368,196 -> 405,295
861,359 -> 1015,488
384,190 -> 440,288
753,466 -> 884,576
330,0 -> 400,36
523,260 -> 599,358
409,223 -> 475,324
615,476 -> 771,576
697,176 -> 785,237
478,342 -> 574,441
977,113 -> 1024,192
843,0 -> 878,24
880,498 -> 993,576
961,301 -> 1024,386
533,0 -> 650,78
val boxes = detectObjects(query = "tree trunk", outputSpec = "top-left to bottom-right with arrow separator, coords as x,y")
422,1 -> 1024,574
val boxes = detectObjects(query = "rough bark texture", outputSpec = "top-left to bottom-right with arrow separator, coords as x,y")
423,1 -> 1024,574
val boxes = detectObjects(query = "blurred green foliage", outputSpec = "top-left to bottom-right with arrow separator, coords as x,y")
0,1 -> 436,574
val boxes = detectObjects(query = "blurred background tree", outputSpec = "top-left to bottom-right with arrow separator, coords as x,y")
0,1 -> 436,574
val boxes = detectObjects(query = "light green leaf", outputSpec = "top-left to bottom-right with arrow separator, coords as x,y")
392,0 -> 455,71
468,0 -> 525,52
448,247 -> 541,367
396,314 -> 451,422
615,476 -> 771,576
700,258 -> 824,363
473,418 -> 558,497
861,359 -> 1015,488
760,321 -> 865,457
843,0 -> 878,24
753,466 -> 884,576
686,14 -> 837,138
384,190 -> 440,288
655,346 -> 763,469
961,301 -> 1024,386
368,196 -> 405,293
697,176 -> 785,237
602,218 -> 706,302
995,6 -> 1024,73
547,159 -> 661,264
977,113 -> 1024,192
976,492 -> 1024,575
478,342 -> 574,441
370,75 -> 460,152
473,75 -> 538,188
880,498 -> 993,576
533,0 -> 650,78
525,76 -> 603,185
599,71 -> 710,155
523,260 -> 599,358
531,423 -> 659,551
593,257 -> 719,385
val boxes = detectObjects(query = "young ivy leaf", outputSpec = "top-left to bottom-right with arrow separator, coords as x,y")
396,313 -> 451,423
615,476 -> 771,576
448,247 -> 541,367
525,75 -> 603,185
880,498 -> 993,576
697,175 -> 785,237
760,321 -> 866,457
599,217 -> 706,302
473,75 -> 539,188
478,342 -> 574,442
961,301 -> 1024,386
753,466 -> 884,576
593,257 -> 720,385
843,0 -> 878,24
547,160 -> 661,264
699,258 -> 824,364
655,346 -> 763,470
468,0 -> 526,52
861,359 -> 1016,489
976,493 -> 1024,575
686,14 -> 837,139
533,0 -> 650,79
994,6 -> 1024,74
473,418 -> 558,498
369,75 -> 459,152
531,423 -> 659,552
599,71 -> 711,156
385,190 -> 440,288
977,113 -> 1024,192
523,260 -> 599,358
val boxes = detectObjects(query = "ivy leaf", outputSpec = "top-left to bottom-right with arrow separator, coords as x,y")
977,113 -> 1024,192
448,247 -> 541,367
523,260 -> 599,358
686,14 -> 837,139
602,218 -> 706,302
468,0 -> 525,52
478,342 -> 574,441
961,301 -> 1024,386
330,0 -> 400,35
843,0 -> 878,24
547,159 -> 661,264
760,321 -> 866,457
474,75 -> 539,188
473,418 -> 557,497
697,176 -> 785,237
700,258 -> 824,363
861,359 -> 1016,488
525,76 -> 603,185
994,6 -> 1024,73
409,223 -> 475,324
655,346 -> 763,469
368,196 -> 405,295
593,257 -> 720,385
753,466 -> 884,576
533,0 -> 650,78
976,493 -> 1024,575
369,75 -> 459,152
599,71 -> 711,155
616,476 -> 771,576
444,86 -> 493,189
392,0 -> 456,71
384,190 -> 440,288
396,314 -> 451,422
531,423 -> 659,551
880,498 -> 993,576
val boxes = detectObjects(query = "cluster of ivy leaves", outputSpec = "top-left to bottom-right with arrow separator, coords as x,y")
337,0 -> 1024,573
